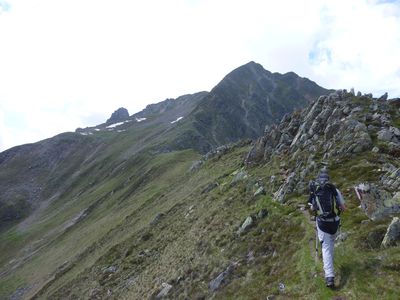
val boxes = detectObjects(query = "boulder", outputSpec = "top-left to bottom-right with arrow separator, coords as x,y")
254,186 -> 266,197
156,283 -> 173,299
238,216 -> 254,234
381,217 -> 400,248
355,183 -> 400,220
209,263 -> 236,291
273,172 -> 297,203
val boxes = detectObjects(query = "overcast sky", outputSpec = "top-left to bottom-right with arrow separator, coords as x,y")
1,0 -> 399,151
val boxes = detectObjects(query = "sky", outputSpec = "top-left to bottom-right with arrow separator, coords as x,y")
0,0 -> 400,151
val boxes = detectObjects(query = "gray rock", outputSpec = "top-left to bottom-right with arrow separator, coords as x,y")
351,107 -> 363,114
352,132 -> 372,153
378,92 -> 388,101
390,126 -> 400,137
156,283 -> 173,299
103,266 -> 118,274
357,91 -> 362,97
209,263 -> 236,291
356,183 -> 400,219
150,213 -> 165,225
382,217 -> 400,248
238,216 -> 254,234
273,172 -> 297,203
324,122 -> 341,140
335,232 -> 348,243
278,282 -> 285,292
254,186 -> 266,197
372,146 -> 380,153
202,182 -> 219,194
9,286 -> 31,300
246,250 -> 255,262
106,107 -> 129,124
377,129 -> 393,142
190,160 -> 203,172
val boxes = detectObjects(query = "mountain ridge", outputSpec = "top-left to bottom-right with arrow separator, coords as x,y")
3,89 -> 398,299
7,63 -> 400,299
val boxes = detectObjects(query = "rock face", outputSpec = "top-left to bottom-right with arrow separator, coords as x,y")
246,89 -> 400,207
106,107 -> 129,124
355,184 -> 400,220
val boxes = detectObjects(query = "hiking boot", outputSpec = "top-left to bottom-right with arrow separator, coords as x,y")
325,277 -> 334,288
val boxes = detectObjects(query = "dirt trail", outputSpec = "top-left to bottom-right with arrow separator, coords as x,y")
298,204 -> 319,263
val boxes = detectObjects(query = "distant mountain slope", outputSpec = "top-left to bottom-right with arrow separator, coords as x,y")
0,92 -> 209,230
0,62 -> 329,230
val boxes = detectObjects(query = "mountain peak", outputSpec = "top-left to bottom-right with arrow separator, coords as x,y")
225,61 -> 270,79
106,107 -> 129,124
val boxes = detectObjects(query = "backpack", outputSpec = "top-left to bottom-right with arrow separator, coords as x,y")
310,180 -> 340,234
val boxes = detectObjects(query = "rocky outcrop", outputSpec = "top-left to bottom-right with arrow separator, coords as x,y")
354,183 -> 400,220
106,107 -> 129,124
381,217 -> 400,248
247,90 -> 378,166
246,89 -> 400,204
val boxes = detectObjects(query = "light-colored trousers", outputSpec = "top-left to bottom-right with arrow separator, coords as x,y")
317,224 -> 335,278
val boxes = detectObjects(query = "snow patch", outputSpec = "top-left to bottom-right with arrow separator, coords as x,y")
117,130 -> 126,133
80,132 -> 89,136
171,117 -> 183,124
94,128 -> 100,131
106,121 -> 125,129
106,120 -> 131,129
136,117 -> 147,122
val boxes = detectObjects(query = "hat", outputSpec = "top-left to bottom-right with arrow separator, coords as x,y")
317,167 -> 329,182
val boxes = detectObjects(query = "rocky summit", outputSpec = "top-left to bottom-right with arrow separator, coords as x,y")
106,107 -> 130,124
1,63 -> 400,300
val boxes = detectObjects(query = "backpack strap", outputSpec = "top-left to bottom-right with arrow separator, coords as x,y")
310,181 -> 324,215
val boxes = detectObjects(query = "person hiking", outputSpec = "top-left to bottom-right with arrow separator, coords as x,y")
308,167 -> 346,288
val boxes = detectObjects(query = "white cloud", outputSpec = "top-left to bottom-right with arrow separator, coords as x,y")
307,0 -> 400,96
0,0 -> 399,151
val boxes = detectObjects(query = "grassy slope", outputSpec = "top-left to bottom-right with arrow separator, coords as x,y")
1,99 -> 400,299
1,142 -> 397,299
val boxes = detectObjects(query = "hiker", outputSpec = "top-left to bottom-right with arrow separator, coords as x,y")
308,167 -> 346,288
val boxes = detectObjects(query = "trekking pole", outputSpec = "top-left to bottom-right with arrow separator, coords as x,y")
314,212 -> 319,262
315,226 -> 319,262
338,209 -> 342,238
